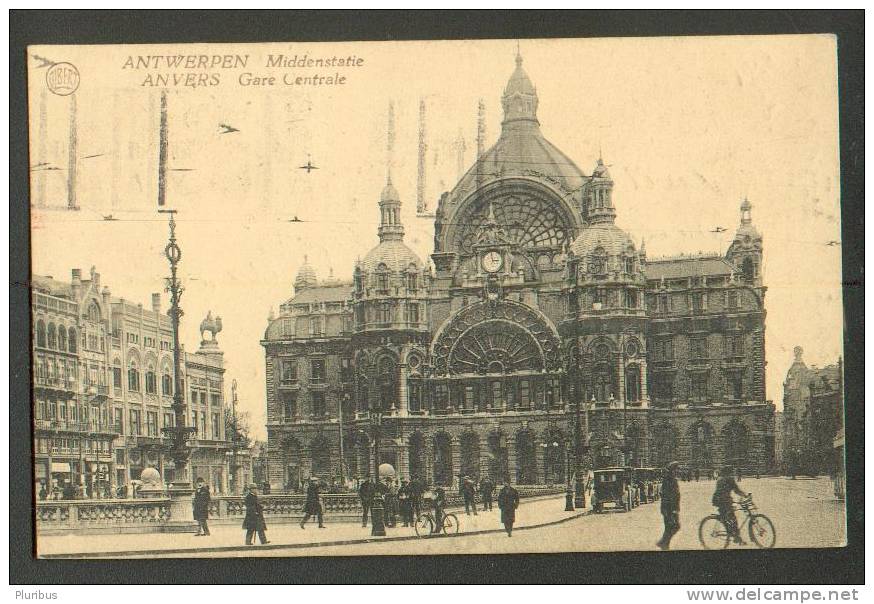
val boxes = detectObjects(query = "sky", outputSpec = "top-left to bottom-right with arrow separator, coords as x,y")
29,36 -> 843,439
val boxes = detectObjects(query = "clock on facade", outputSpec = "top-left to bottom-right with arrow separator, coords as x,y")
481,250 -> 503,273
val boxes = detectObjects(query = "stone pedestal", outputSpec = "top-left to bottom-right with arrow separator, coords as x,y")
164,483 -> 197,532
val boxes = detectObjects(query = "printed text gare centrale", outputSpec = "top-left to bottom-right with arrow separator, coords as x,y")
123,53 -> 365,88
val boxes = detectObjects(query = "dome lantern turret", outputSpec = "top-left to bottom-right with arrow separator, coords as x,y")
501,50 -> 539,127
294,255 -> 318,293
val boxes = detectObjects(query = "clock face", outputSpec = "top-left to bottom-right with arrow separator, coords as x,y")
482,251 -> 503,273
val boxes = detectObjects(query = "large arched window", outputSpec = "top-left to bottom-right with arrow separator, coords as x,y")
590,247 -> 607,276
721,420 -> 750,469
460,431 -> 480,480
408,432 -> 426,480
145,363 -> 157,394
377,355 -> 397,411
741,257 -> 755,282
376,264 -> 390,294
433,433 -> 453,487
161,369 -> 172,396
688,421 -> 714,469
625,364 -> 641,402
515,429 -> 537,485
35,320 -> 46,348
57,326 -> 67,351
310,435 -> 331,478
67,327 -> 77,353
487,431 -> 509,482
128,360 -> 140,392
47,323 -> 57,349
593,363 -> 613,402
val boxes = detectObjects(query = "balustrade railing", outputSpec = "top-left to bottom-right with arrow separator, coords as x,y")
36,486 -> 565,532
36,498 -> 171,531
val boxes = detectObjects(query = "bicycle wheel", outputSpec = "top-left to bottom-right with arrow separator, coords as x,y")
748,514 -> 776,549
414,514 -> 433,538
699,515 -> 730,549
442,513 -> 460,535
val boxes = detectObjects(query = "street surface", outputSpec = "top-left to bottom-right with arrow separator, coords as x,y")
38,477 -> 845,559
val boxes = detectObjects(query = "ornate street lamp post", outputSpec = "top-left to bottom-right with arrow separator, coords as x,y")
158,209 -> 197,527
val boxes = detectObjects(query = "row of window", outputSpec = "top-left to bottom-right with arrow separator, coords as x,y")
280,358 -> 327,384
650,334 -> 745,361
650,371 -> 744,401
34,436 -> 112,455
280,391 -> 326,419
34,320 -> 79,353
355,270 -> 419,294
354,302 -> 421,325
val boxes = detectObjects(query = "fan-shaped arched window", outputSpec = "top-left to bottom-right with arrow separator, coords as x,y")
47,323 -> 57,349
36,320 -> 46,348
128,360 -> 140,392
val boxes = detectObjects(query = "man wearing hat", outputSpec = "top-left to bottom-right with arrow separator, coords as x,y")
656,461 -> 681,550
462,475 -> 478,516
193,477 -> 211,536
497,477 -> 519,537
300,477 -> 325,529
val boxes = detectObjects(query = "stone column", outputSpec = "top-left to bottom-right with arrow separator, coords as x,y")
639,359 -> 650,408
424,439 -> 434,486
397,444 -> 409,480
451,435 -> 462,488
398,363 -> 408,417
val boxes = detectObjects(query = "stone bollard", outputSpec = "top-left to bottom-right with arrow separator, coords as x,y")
370,492 -> 386,536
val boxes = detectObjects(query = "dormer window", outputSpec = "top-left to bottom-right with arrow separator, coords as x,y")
376,263 -> 390,294
589,247 -> 607,276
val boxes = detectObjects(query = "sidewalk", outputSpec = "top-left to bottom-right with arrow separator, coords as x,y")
38,494 -> 587,558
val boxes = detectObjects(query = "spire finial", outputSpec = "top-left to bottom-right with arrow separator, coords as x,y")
515,41 -> 522,67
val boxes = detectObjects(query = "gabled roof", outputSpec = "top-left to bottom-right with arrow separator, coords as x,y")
645,256 -> 735,281
32,274 -> 75,298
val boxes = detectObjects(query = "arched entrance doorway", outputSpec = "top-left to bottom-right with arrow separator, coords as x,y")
460,431 -> 480,480
433,432 -> 453,487
516,429 -> 537,485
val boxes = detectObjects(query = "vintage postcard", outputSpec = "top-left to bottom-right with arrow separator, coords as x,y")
28,35 -> 846,559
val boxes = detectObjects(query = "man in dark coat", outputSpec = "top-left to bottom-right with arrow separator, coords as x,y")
358,476 -> 374,527
713,466 -> 748,545
462,476 -> 478,515
193,477 -> 211,536
497,478 -> 520,537
300,477 -> 325,529
243,484 -> 270,544
479,476 -> 495,511
656,462 -> 680,550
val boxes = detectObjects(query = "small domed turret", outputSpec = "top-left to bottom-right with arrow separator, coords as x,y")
294,255 -> 318,292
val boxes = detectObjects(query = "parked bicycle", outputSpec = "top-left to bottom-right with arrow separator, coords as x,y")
413,510 -> 460,537
698,493 -> 776,549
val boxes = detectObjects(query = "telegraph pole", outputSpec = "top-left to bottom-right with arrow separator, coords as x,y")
231,379 -> 239,496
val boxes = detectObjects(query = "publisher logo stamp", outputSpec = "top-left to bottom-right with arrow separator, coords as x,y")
46,62 -> 80,96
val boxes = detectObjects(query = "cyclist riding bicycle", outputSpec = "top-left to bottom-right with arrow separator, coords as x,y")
712,465 -> 749,545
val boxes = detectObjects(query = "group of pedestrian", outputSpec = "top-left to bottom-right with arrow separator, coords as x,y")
459,475 -> 497,515
656,463 -> 750,550
358,474 -> 427,528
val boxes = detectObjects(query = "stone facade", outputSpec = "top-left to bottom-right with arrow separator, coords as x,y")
32,268 -> 236,498
782,347 -> 843,475
262,54 -> 776,492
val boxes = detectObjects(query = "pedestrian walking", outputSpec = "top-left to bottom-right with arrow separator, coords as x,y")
713,466 -> 748,545
656,462 -> 681,550
497,478 -> 519,537
243,484 -> 270,545
358,476 -> 374,527
300,477 -> 325,529
462,476 -> 478,515
479,475 -> 495,511
193,477 -> 211,536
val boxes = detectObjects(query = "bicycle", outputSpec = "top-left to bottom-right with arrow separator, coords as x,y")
413,510 -> 460,537
698,493 -> 776,549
